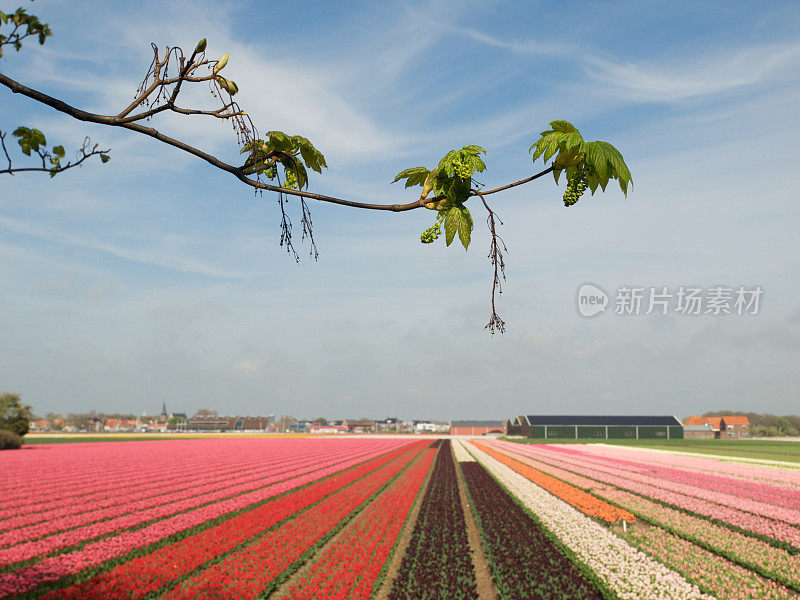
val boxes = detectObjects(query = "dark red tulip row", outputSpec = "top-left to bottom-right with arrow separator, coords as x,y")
388,440 -> 478,600
461,460 -> 605,600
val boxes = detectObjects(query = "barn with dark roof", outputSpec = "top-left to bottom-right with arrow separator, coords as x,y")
505,415 -> 683,439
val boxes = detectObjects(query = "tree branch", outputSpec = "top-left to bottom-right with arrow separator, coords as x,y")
0,72 -> 555,214
479,165 -> 554,196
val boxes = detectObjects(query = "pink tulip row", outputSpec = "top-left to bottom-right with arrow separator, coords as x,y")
489,444 -> 800,590
0,439 -> 327,512
0,441 -> 247,503
537,446 -> 800,526
622,524 -> 793,599
604,488 -> 800,590
496,443 -> 800,544
0,439 -> 415,599
571,444 -> 800,491
548,445 -> 800,512
0,449 -> 273,520
0,444 -> 363,543
0,441 -> 405,566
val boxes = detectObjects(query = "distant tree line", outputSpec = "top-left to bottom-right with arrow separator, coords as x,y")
703,411 -> 800,437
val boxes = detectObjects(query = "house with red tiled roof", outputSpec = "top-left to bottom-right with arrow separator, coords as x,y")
683,415 -> 749,438
720,416 -> 750,438
683,416 -> 721,438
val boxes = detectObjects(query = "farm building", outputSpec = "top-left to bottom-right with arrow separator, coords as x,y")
721,415 -> 750,438
449,420 -> 505,436
506,415 -> 683,439
683,415 -> 749,438
682,423 -> 715,439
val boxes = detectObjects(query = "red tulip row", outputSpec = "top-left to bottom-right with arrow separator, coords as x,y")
276,446 -> 437,599
156,441 -> 428,600
0,440 -> 416,599
35,442 -> 425,600
0,445 -> 372,552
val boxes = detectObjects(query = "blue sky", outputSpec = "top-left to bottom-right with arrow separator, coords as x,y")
1,0 -> 799,421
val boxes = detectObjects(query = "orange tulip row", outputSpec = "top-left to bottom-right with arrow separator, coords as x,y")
472,442 -> 635,525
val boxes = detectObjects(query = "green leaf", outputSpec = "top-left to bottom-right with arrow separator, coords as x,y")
30,129 -> 46,149
586,171 -> 600,195
52,145 -> 65,158
542,137 -> 560,163
466,153 -> 487,173
549,120 -> 577,133
457,206 -> 473,250
595,140 -> 632,196
444,206 -> 461,247
462,144 -> 486,155
100,154 -> 110,163
266,131 -> 293,153
295,136 -> 326,173
561,132 -> 583,151
392,166 -> 430,188
437,150 -> 458,177
582,141 -> 609,185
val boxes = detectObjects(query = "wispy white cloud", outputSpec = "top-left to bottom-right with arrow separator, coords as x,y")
584,41 -> 800,103
443,26 -> 573,58
0,215 -> 253,279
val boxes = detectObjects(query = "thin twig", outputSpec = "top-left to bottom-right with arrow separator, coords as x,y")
0,138 -> 108,176
300,198 -> 318,261
0,132 -> 13,173
475,190 -> 507,334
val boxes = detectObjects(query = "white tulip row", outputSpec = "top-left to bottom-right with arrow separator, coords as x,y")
451,439 -> 476,462
466,443 -> 717,600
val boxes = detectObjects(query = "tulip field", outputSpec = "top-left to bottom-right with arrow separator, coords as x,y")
2,437 -> 800,599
